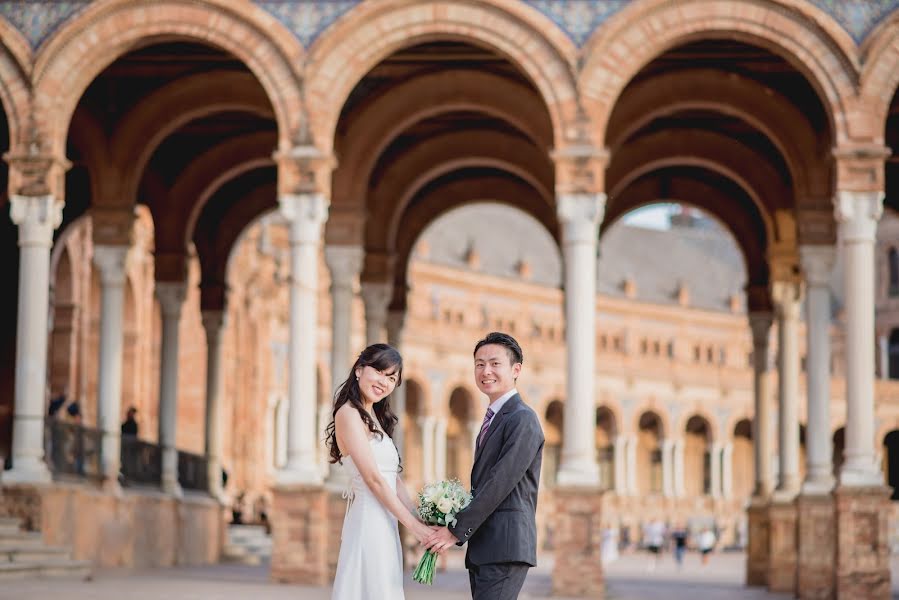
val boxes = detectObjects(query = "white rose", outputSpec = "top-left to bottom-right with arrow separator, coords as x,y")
436,497 -> 454,514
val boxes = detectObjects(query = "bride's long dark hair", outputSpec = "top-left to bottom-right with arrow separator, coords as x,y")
325,343 -> 403,465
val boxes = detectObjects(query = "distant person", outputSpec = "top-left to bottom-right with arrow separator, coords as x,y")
643,519 -> 666,572
121,407 -> 139,436
671,524 -> 688,568
600,523 -> 619,565
698,527 -> 716,565
48,393 -> 66,418
66,401 -> 82,424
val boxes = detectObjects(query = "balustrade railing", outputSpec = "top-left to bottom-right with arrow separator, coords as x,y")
177,450 -> 209,492
120,435 -> 162,487
44,419 -> 102,481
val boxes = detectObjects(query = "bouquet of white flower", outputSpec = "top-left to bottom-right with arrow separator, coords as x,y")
412,478 -> 472,585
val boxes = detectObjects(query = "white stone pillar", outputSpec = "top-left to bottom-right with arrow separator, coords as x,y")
278,193 -> 328,485
433,417 -> 447,481
709,442 -> 723,498
556,193 -> 604,486
878,334 -> 889,380
4,196 -> 62,483
156,282 -> 186,496
386,309 -> 407,454
800,245 -> 836,495
772,281 -> 802,500
613,436 -> 627,495
721,443 -> 734,499
202,310 -> 226,500
749,312 -> 774,497
835,191 -> 885,486
661,439 -> 674,498
673,439 -> 686,497
626,435 -> 638,495
324,245 -> 363,488
361,281 -> 391,346
418,416 -> 436,483
93,245 -> 130,487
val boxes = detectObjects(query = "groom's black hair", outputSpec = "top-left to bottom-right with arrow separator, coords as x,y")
474,332 -> 523,366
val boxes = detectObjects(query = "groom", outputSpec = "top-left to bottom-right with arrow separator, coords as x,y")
427,332 -> 544,599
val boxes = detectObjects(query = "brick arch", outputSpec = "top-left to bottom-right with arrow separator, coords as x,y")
32,0 -> 304,158
327,68 -> 553,245
602,173 -> 769,287
0,16 -> 32,151
595,404 -> 620,438
634,407 -> 669,439
371,130 -> 553,254
860,13 -> 899,140
580,0 -> 858,146
607,129 -> 787,241
447,384 -> 479,422
678,409 -> 720,445
606,68 -> 830,201
305,0 -> 578,154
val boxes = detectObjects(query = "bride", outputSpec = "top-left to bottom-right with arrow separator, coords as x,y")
326,343 -> 436,599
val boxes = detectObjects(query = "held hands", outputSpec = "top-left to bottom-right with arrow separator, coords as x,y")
410,520 -> 441,545
424,526 -> 459,554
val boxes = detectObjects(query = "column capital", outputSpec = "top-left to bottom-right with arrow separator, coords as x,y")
324,245 -> 364,288
361,281 -> 392,313
10,195 -> 63,247
278,193 -> 329,244
90,206 -> 135,246
155,281 -> 187,317
799,245 -> 836,287
556,193 -> 606,243
834,190 -> 884,242
5,148 -> 70,199
201,309 -> 227,340
92,244 -> 130,287
771,280 -> 803,320
551,142 -> 609,195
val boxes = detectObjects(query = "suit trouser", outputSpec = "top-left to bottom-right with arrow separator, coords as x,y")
468,562 -> 530,600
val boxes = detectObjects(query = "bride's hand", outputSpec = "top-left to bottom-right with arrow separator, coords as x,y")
411,520 -> 436,544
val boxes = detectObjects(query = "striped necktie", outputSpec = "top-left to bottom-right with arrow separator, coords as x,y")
476,407 -> 495,449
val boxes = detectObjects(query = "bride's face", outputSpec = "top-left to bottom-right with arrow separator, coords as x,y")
355,365 -> 399,404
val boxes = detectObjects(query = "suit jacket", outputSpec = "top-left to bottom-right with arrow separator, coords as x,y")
448,394 -> 544,567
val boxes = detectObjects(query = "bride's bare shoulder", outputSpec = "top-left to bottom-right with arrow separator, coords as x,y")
335,404 -> 362,427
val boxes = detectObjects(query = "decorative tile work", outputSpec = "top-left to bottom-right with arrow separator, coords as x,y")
0,1 -> 90,49
255,0 -> 358,47
524,0 -> 629,46
810,0 -> 899,44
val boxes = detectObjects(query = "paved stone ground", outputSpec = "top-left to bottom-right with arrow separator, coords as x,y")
2,552 -> 898,600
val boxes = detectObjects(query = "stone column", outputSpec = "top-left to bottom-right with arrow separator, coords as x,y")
834,190 -> 891,598
278,193 -> 328,485
749,312 -> 774,498
555,193 -> 604,487
772,280 -> 802,500
708,442 -> 723,498
3,196 -> 63,484
323,245 -> 363,488
433,418 -> 447,481
672,439 -> 686,497
878,334 -> 889,380
660,439 -> 674,498
156,282 -> 186,496
202,310 -> 226,500
418,416 -> 436,483
386,309 -> 407,454
800,245 -> 836,495
93,245 -> 130,488
612,436 -> 627,495
721,443 -> 733,499
361,281 -> 391,346
626,436 -> 638,495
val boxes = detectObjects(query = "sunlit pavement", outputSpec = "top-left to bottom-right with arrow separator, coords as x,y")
2,551 -> 898,599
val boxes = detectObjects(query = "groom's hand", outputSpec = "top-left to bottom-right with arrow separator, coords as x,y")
425,526 -> 459,554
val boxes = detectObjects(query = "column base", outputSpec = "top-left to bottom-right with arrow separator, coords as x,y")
797,493 -> 835,600
767,499 -> 797,593
834,486 -> 891,600
556,462 -> 601,488
270,484 -> 330,585
551,486 -> 604,598
277,464 -> 325,486
1,461 -> 52,485
746,499 -> 769,586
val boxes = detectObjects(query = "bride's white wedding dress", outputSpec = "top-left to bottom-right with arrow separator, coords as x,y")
332,432 -> 405,599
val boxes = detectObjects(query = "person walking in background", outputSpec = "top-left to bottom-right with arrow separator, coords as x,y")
121,407 -> 139,436
698,527 -> 716,565
671,524 -> 688,568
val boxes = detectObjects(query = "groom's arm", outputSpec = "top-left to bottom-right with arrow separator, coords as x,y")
447,411 -> 543,545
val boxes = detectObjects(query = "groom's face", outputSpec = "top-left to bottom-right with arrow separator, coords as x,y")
474,344 -> 521,401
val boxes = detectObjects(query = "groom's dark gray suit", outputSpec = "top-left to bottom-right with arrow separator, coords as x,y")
448,393 -> 544,599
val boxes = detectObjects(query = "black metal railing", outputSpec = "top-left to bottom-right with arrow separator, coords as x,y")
44,419 -> 102,481
120,435 -> 162,487
177,450 -> 209,492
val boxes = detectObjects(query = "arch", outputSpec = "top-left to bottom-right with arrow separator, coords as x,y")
889,329 -> 899,380
883,430 -> 899,500
733,418 -> 754,500
684,414 -> 713,496
543,399 -> 564,488
0,15 -> 32,152
32,0 -> 304,158
305,0 -> 578,153
637,410 -> 665,495
861,14 -> 899,141
889,247 -> 899,296
634,408 -> 668,440
580,0 -> 858,145
605,68 -> 829,200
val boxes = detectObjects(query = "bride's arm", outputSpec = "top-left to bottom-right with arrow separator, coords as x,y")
395,475 -> 419,517
336,406 -> 431,540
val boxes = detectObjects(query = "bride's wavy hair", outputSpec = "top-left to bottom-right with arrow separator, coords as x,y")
325,343 -> 403,466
